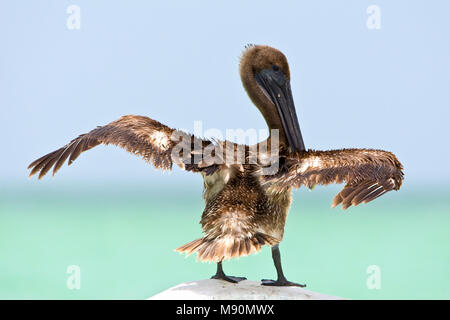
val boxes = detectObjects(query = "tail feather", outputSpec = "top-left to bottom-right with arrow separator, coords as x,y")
175,233 -> 278,262
175,238 -> 203,256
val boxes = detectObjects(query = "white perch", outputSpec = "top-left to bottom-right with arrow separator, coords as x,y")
149,279 -> 344,300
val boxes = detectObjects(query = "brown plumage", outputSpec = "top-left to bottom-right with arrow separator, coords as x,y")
263,148 -> 403,209
27,115 -> 219,179
28,45 -> 404,285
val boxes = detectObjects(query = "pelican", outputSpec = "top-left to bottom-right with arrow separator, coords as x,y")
28,44 -> 404,287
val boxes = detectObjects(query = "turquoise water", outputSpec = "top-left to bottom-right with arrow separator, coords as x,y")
1,183 -> 449,299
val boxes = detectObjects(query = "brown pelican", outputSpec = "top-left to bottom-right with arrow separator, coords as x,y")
28,45 -> 404,287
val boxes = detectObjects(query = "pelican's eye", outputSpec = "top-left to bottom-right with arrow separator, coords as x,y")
272,65 -> 280,72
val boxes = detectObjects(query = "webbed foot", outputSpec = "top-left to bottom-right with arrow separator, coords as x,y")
212,274 -> 247,283
211,261 -> 246,283
261,278 -> 306,287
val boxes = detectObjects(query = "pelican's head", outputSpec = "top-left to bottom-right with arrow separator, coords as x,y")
240,44 -> 305,153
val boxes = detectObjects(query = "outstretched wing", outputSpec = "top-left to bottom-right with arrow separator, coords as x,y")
28,115 -> 218,179
263,148 -> 404,209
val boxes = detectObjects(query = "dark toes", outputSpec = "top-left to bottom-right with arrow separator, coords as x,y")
261,279 -> 306,287
228,276 -> 247,283
211,275 -> 246,283
288,282 -> 306,288
261,279 -> 275,285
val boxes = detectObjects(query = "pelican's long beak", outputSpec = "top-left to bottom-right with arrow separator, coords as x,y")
255,69 -> 306,152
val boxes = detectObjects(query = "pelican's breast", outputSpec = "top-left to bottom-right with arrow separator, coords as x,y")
202,166 -> 237,203
259,184 -> 293,241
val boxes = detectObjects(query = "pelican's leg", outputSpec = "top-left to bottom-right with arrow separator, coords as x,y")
211,261 -> 246,283
261,245 -> 306,287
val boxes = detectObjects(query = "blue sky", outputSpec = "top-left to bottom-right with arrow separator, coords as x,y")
1,0 -> 449,187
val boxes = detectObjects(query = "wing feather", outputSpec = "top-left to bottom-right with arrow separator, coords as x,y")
28,115 -> 217,179
263,148 -> 404,209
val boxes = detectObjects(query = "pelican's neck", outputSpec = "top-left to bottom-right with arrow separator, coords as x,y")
240,64 -> 287,146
